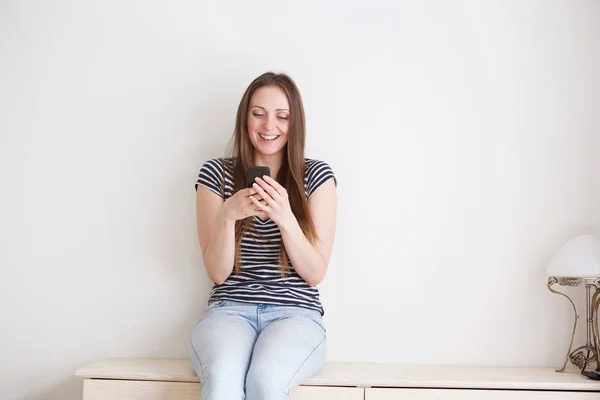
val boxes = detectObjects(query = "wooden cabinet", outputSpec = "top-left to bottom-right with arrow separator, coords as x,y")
75,359 -> 600,400
290,386 -> 363,400
366,388 -> 600,400
83,380 -> 198,400
82,379 -> 363,400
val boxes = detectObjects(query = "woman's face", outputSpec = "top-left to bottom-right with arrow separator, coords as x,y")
247,85 -> 290,158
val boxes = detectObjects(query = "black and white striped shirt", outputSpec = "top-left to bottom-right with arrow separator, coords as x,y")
195,158 -> 336,315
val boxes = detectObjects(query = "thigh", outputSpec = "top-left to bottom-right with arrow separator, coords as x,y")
245,310 -> 327,398
188,306 -> 258,399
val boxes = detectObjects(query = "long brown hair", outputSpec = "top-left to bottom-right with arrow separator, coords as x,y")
226,72 -> 319,276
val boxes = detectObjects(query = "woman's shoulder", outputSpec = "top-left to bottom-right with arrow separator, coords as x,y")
199,157 -> 234,173
304,158 -> 337,197
304,158 -> 335,175
195,157 -> 234,195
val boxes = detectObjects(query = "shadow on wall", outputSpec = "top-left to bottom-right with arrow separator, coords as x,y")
35,375 -> 81,400
35,317 -> 199,400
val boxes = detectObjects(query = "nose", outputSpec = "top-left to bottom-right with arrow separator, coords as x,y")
263,115 -> 276,131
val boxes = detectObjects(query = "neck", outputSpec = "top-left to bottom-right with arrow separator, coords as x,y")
253,151 -> 284,179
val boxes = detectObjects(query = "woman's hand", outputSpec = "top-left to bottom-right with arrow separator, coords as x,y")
249,175 -> 296,228
221,188 -> 267,222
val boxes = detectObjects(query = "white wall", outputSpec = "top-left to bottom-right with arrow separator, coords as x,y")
1,1 -> 599,399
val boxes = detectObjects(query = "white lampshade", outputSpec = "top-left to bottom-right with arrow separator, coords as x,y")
547,234 -> 600,278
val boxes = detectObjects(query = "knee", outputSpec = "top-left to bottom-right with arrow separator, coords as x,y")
245,367 -> 288,400
188,340 -> 245,400
199,362 -> 245,400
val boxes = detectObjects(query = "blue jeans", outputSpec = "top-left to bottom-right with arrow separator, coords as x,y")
188,300 -> 327,400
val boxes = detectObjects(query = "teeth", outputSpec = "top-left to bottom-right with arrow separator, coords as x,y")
260,134 -> 278,141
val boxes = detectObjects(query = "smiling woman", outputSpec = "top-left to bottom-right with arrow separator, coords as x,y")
248,86 -> 290,150
189,72 -> 338,400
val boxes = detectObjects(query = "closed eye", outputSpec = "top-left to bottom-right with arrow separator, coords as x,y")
253,113 -> 264,117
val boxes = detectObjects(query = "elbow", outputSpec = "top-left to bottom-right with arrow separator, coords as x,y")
209,275 -> 227,285
206,266 -> 229,285
306,259 -> 328,287
306,278 -> 322,287
305,270 -> 326,287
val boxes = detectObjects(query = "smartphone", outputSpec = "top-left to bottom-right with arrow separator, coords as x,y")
246,166 -> 271,188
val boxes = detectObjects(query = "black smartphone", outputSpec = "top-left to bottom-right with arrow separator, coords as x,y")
246,166 -> 270,188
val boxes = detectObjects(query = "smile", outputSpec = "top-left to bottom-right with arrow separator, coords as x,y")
259,134 -> 280,141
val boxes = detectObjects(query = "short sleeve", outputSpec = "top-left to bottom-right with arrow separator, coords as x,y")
306,160 -> 337,198
195,159 -> 224,198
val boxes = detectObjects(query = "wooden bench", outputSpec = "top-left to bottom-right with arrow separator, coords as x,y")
75,358 -> 600,399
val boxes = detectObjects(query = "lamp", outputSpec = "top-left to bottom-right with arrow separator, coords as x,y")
547,234 -> 600,375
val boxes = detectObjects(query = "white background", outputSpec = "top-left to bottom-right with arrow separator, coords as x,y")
1,1 -> 599,399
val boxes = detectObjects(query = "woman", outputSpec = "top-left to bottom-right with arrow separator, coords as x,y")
188,72 -> 337,400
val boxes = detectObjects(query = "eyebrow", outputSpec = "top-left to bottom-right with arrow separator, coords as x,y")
251,105 -> 290,112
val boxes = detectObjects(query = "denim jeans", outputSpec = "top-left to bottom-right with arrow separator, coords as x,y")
188,300 -> 327,400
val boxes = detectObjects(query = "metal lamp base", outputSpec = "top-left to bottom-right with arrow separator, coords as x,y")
547,276 -> 600,373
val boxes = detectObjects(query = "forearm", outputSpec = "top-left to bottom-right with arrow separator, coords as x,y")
279,219 -> 326,287
202,207 -> 236,284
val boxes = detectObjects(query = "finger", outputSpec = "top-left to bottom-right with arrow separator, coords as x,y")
250,196 -> 267,206
249,194 -> 270,211
244,187 -> 258,197
254,178 -> 279,201
252,182 -> 275,205
248,193 -> 264,202
263,175 -> 286,196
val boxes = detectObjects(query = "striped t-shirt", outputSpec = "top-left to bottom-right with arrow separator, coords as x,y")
195,157 -> 336,315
